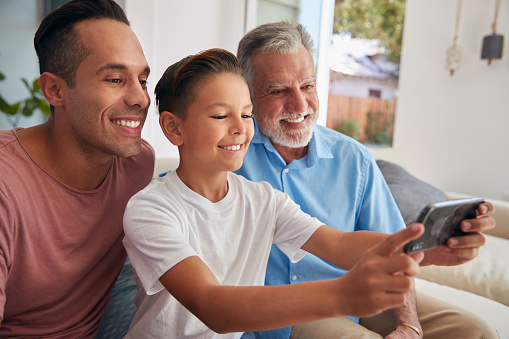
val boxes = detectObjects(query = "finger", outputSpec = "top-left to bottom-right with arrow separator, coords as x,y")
385,255 -> 421,276
409,251 -> 425,265
372,223 -> 424,257
376,274 -> 415,293
448,233 -> 486,249
461,215 -> 496,233
478,202 -> 495,215
443,247 -> 479,262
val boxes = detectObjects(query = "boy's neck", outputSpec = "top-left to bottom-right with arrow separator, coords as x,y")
175,166 -> 229,203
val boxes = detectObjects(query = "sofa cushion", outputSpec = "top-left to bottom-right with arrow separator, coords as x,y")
97,258 -> 137,338
415,277 -> 509,338
376,160 -> 449,225
417,234 -> 509,307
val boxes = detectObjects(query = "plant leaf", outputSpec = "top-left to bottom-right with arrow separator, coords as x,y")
22,98 -> 38,117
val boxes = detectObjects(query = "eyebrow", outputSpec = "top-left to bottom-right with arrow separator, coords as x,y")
96,63 -> 151,75
206,103 -> 253,110
265,75 -> 317,90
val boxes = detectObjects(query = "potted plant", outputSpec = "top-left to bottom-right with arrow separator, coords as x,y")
0,71 -> 51,128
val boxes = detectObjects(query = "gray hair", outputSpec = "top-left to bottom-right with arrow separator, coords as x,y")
237,22 -> 315,92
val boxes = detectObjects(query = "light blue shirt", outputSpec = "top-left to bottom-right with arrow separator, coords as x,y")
234,119 -> 405,339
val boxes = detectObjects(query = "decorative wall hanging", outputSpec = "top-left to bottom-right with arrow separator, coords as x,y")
446,0 -> 463,75
481,0 -> 504,64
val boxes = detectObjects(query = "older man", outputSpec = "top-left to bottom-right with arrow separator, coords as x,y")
235,22 -> 497,339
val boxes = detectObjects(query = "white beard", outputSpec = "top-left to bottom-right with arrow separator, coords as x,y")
256,107 -> 318,148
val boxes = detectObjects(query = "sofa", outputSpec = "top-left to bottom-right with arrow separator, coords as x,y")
98,154 -> 509,338
369,147 -> 509,338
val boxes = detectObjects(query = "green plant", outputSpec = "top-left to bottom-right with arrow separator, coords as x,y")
364,111 -> 394,146
0,71 -> 51,128
334,118 -> 360,141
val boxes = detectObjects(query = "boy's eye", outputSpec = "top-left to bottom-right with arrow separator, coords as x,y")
212,115 -> 227,119
139,80 -> 147,86
242,114 -> 253,119
108,79 -> 122,84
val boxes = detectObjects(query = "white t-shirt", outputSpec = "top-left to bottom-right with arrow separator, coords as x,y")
123,171 -> 323,338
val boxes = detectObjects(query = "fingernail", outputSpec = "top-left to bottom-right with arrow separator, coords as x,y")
480,205 -> 488,214
449,239 -> 458,246
463,222 -> 471,230
409,224 -> 421,232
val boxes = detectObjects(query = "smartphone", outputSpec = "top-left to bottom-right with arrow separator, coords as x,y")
403,197 -> 485,254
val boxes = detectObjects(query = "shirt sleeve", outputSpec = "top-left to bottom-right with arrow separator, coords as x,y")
123,189 -> 197,295
271,189 -> 323,263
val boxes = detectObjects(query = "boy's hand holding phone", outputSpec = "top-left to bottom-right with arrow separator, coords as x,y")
336,224 -> 424,318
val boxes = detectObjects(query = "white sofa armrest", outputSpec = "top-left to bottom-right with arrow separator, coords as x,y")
153,158 -> 179,178
417,234 -> 509,307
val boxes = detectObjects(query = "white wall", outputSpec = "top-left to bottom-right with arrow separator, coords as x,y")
127,0 -> 334,159
0,0 -> 45,130
125,0 -> 247,159
394,0 -> 509,200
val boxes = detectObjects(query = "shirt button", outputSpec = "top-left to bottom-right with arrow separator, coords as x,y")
284,168 -> 289,173
291,275 -> 298,281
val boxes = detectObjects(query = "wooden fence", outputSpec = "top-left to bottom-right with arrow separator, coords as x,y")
326,95 -> 397,143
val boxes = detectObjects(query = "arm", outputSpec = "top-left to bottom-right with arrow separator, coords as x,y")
420,201 -> 496,266
159,224 -> 424,334
303,225 -> 423,339
386,288 -> 422,339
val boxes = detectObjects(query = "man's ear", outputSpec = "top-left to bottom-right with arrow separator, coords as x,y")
159,111 -> 184,146
38,72 -> 65,108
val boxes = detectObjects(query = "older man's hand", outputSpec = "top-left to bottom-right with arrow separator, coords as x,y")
420,202 -> 496,266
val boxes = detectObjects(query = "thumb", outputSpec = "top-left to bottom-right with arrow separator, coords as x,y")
372,223 -> 424,257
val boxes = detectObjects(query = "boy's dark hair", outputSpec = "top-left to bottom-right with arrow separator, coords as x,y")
34,0 -> 130,88
155,48 -> 245,119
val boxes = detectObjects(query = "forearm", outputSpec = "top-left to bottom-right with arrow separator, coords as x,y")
192,279 -> 342,334
303,226 -> 389,270
391,286 -> 421,332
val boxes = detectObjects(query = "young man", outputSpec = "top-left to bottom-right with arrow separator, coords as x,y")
0,0 -> 154,337
235,22 -> 497,338
122,48 -> 426,339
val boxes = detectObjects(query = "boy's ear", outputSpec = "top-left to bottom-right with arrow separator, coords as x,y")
38,72 -> 65,108
159,111 -> 184,146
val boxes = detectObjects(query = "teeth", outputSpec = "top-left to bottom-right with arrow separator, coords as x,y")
283,116 -> 305,123
222,145 -> 241,151
113,119 -> 140,128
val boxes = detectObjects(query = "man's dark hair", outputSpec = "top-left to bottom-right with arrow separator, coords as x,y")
155,48 -> 245,119
34,0 -> 130,88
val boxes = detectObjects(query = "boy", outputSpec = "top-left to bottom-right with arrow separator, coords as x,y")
122,49 -> 424,338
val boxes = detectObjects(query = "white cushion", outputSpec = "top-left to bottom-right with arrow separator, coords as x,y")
417,234 -> 509,307
415,278 -> 509,338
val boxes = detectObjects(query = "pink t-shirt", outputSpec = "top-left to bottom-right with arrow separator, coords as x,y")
0,129 -> 154,338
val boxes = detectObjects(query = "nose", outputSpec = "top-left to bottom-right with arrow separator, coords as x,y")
125,80 -> 150,109
286,89 -> 308,114
231,115 -> 247,135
